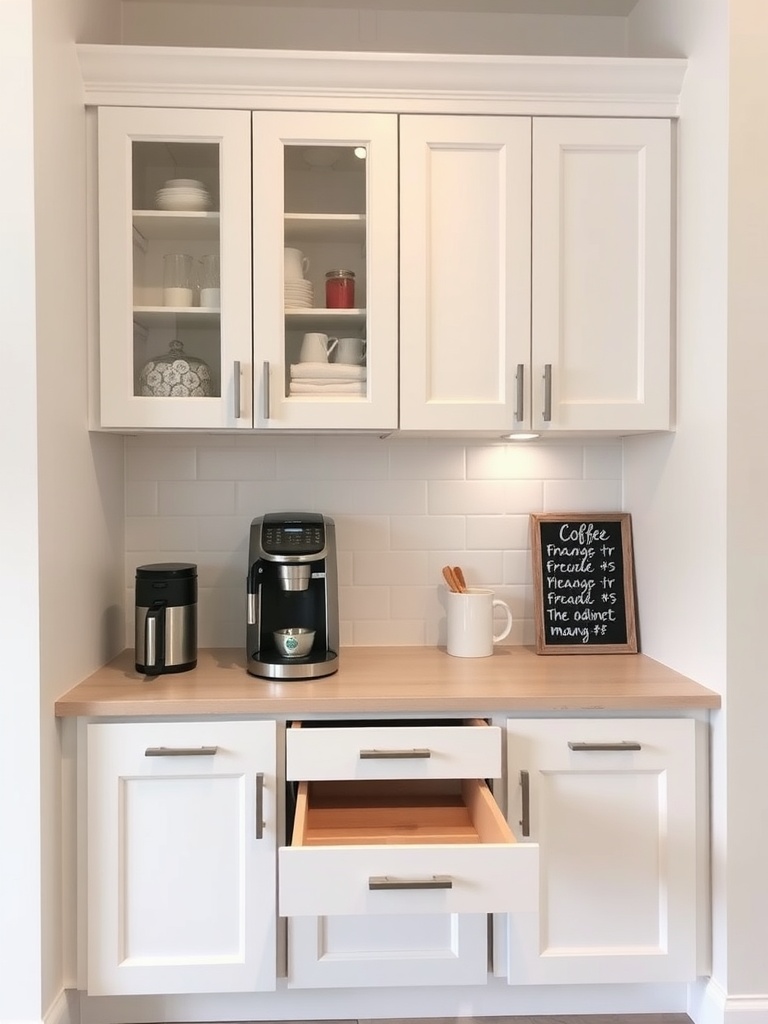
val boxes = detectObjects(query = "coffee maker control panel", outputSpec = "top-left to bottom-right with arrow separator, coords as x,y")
261,515 -> 324,556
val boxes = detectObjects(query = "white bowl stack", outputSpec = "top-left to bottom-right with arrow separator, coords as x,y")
155,178 -> 212,212
284,278 -> 314,308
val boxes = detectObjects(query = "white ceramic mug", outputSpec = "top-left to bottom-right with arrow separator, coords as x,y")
445,587 -> 513,658
284,247 -> 310,281
335,337 -> 367,365
300,333 -> 338,363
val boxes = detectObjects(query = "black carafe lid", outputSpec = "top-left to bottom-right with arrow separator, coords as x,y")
136,562 -> 197,580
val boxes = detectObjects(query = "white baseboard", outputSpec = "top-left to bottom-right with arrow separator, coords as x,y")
45,989 -> 79,1024
690,978 -> 768,1024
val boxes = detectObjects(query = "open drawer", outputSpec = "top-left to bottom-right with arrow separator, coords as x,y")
286,718 -> 502,781
278,776 -> 538,917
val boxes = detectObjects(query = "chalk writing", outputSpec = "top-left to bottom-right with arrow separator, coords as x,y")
530,514 -> 638,655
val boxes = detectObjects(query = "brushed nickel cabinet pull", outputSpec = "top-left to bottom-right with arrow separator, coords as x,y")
144,746 -> 218,757
543,364 -> 552,422
255,771 -> 264,840
233,360 -> 241,419
369,875 -> 452,891
519,768 -> 530,837
262,360 -> 271,419
515,362 -> 525,422
359,748 -> 431,760
568,741 -> 642,752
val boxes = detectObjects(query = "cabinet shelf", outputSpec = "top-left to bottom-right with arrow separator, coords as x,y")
285,308 -> 366,331
133,210 -> 221,242
284,212 -> 365,244
133,306 -> 220,329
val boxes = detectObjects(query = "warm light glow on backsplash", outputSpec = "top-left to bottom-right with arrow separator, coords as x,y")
124,435 -> 622,649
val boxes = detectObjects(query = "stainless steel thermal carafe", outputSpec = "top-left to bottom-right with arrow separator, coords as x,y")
135,562 -> 197,675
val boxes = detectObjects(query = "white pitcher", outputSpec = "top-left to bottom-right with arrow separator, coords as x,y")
299,333 -> 338,363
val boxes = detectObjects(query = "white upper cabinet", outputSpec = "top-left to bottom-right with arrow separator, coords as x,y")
399,116 -> 532,432
252,111 -> 399,430
90,59 -> 675,436
531,117 -> 672,433
97,107 -> 253,429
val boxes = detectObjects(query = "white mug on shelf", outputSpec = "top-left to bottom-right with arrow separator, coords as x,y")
445,587 -> 513,658
299,333 -> 338,363
335,337 -> 366,365
284,247 -> 310,281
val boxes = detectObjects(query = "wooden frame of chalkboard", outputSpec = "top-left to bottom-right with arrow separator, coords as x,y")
530,512 -> 638,655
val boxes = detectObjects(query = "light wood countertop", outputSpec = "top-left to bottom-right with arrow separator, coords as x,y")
54,646 -> 721,717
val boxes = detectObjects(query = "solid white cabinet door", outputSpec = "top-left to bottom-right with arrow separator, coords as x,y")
86,720 -> 276,995
532,117 -> 672,432
252,111 -> 399,430
506,717 -> 700,985
97,107 -> 253,429
287,912 -> 489,988
399,115 -> 532,431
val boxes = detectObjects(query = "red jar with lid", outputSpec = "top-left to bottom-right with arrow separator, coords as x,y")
325,269 -> 356,309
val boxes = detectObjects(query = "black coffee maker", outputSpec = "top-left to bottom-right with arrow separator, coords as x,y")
246,512 -> 339,680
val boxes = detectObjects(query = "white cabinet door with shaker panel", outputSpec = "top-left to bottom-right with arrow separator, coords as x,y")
505,718 -> 702,985
85,719 -> 277,995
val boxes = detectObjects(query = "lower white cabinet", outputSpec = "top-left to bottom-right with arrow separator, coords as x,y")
505,717 -> 701,985
85,719 -> 277,995
81,713 -> 705,997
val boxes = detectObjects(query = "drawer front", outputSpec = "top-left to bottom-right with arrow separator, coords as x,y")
279,842 -> 538,917
279,776 -> 538,917
286,721 -> 501,780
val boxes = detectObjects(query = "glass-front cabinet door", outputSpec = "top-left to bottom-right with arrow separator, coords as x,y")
97,107 -> 252,429
252,111 -> 398,430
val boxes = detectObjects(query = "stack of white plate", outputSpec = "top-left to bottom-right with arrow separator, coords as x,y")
284,279 -> 314,309
155,179 -> 212,212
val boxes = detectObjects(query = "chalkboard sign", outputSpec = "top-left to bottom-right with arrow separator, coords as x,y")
530,513 -> 638,655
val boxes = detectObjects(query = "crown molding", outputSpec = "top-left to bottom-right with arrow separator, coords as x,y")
76,44 -> 686,116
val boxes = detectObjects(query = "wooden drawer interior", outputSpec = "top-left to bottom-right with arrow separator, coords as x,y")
291,777 -> 514,847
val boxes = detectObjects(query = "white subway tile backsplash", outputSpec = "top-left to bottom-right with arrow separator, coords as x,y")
196,515 -> 253,552
354,549 -> 430,587
428,479 -> 508,515
388,441 -> 465,480
339,585 -> 390,621
390,515 -> 465,550
314,478 -> 427,516
125,481 -> 158,517
197,446 -> 276,481
505,479 -> 545,513
125,517 -> 198,551
544,478 -> 622,511
465,515 -> 521,551
583,443 -> 623,479
158,480 -> 236,517
126,445 -> 197,481
123,436 -> 623,648
235,479 -> 314,516
334,515 -> 390,551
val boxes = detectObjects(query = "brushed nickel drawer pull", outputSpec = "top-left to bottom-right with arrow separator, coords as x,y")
233,360 -> 241,419
515,362 -> 525,422
519,769 -> 530,837
255,772 -> 264,840
359,748 -> 431,760
369,875 -> 452,891
568,741 -> 642,752
144,746 -> 218,757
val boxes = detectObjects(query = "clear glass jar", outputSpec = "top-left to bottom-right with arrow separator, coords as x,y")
325,269 -> 356,309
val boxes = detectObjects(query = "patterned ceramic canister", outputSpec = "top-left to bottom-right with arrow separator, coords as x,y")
139,340 -> 213,397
